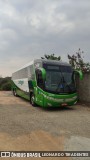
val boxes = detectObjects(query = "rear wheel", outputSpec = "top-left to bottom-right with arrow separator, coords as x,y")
30,93 -> 36,107
13,89 -> 17,96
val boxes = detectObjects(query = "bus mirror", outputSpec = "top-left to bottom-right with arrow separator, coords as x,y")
74,70 -> 83,80
39,68 -> 46,80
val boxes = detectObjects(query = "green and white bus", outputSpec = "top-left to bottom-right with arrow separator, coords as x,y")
12,59 -> 83,108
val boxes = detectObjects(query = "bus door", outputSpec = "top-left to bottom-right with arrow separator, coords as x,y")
35,69 -> 44,106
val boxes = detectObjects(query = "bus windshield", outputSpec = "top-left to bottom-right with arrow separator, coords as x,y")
43,64 -> 76,94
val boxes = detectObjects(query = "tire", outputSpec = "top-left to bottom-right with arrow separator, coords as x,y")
13,89 -> 17,97
30,93 -> 36,107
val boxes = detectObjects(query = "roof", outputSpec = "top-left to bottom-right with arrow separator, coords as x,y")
39,59 -> 71,66
12,58 -> 71,74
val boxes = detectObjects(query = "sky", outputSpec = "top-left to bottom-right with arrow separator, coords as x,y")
0,0 -> 90,77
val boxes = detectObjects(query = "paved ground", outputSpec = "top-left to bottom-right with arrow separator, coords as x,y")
0,91 -> 90,160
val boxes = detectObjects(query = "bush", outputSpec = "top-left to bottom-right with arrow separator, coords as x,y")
0,77 -> 11,91
1,82 -> 11,91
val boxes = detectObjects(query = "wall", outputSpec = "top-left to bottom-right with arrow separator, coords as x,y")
76,73 -> 90,102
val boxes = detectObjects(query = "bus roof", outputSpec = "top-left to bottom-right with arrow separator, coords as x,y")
38,59 -> 71,66
12,59 -> 71,74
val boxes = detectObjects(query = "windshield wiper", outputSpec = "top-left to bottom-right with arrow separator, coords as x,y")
55,78 -> 64,93
56,77 -> 72,93
56,71 -> 72,93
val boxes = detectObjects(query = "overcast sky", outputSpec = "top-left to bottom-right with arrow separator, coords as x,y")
0,0 -> 90,77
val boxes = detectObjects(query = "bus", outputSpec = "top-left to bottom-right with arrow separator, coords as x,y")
12,59 -> 83,108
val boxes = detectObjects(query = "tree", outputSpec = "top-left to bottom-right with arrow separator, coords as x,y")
68,48 -> 90,73
41,54 -> 61,61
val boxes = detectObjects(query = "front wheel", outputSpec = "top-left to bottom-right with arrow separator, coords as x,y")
30,94 -> 36,107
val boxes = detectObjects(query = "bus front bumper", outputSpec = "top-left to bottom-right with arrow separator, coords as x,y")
43,94 -> 78,107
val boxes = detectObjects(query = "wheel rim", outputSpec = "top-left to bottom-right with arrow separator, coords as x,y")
31,95 -> 34,105
13,90 -> 16,96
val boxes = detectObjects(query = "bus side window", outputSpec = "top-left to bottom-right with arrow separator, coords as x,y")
36,70 -> 44,89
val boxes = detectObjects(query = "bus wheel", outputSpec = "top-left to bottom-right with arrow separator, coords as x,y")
30,94 -> 35,106
13,89 -> 17,96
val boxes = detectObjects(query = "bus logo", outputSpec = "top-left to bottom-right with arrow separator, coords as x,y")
18,80 -> 24,85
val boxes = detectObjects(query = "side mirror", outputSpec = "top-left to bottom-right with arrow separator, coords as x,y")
74,70 -> 83,80
38,68 -> 46,80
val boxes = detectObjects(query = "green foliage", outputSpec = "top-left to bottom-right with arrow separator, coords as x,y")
1,82 -> 11,91
68,48 -> 90,73
41,54 -> 61,61
0,77 -> 11,91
